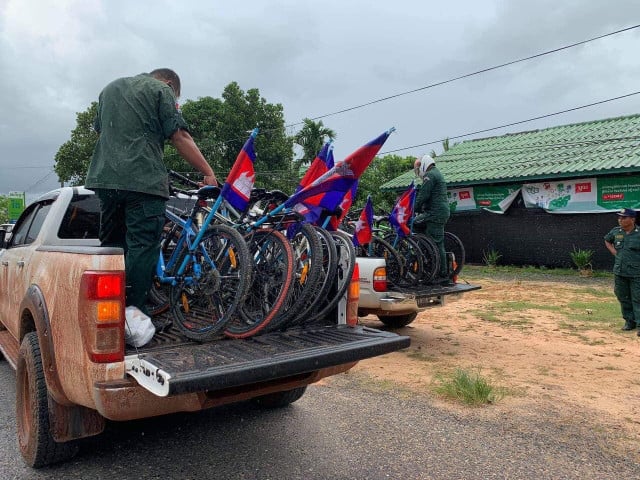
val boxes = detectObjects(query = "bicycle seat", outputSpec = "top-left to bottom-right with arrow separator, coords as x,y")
266,190 -> 290,204
197,185 -> 221,201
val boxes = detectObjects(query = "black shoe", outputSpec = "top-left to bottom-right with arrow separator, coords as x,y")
439,279 -> 456,287
622,323 -> 636,331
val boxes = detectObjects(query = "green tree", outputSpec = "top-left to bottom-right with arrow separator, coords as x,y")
163,82 -> 295,191
357,154 -> 416,212
54,102 -> 99,185
0,195 -> 9,224
54,82 -> 295,191
293,118 -> 336,173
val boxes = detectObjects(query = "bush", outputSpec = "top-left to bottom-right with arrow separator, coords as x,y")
434,368 -> 504,405
570,247 -> 594,271
482,248 -> 502,267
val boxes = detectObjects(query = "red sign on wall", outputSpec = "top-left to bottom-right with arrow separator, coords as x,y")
575,182 -> 592,193
459,191 -> 471,200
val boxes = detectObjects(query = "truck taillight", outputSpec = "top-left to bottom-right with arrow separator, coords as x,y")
372,266 -> 387,292
79,271 -> 125,363
346,263 -> 360,327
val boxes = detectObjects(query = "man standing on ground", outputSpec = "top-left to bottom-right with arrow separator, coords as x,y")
604,208 -> 640,333
412,154 -> 451,283
86,68 -> 218,316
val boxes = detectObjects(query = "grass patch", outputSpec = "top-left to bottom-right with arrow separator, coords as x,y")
461,264 -> 613,280
406,351 -> 438,362
433,368 -> 506,406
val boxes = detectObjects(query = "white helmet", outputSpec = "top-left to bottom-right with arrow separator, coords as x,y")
415,154 -> 435,179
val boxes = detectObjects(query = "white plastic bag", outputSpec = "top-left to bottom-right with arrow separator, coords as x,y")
124,306 -> 156,347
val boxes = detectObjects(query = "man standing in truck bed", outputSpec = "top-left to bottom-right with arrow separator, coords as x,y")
86,68 -> 218,316
412,154 -> 451,284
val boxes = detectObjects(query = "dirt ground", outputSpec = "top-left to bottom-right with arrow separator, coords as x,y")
349,272 -> 640,456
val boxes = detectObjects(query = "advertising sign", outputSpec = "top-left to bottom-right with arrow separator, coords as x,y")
8,191 -> 25,222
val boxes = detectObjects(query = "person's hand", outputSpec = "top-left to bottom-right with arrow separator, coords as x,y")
202,174 -> 218,186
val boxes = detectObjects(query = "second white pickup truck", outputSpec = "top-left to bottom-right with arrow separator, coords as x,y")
357,256 -> 480,328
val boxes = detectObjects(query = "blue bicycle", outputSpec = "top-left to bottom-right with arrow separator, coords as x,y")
149,171 -> 253,342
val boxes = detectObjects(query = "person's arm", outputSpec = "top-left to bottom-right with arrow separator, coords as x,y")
170,129 -> 218,185
605,240 -> 616,256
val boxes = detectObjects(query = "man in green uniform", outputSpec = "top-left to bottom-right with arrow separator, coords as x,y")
604,208 -> 640,333
412,154 -> 451,283
86,68 -> 218,316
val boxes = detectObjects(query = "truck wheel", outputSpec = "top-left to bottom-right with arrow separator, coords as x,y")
16,332 -> 79,468
252,386 -> 307,408
377,312 -> 418,328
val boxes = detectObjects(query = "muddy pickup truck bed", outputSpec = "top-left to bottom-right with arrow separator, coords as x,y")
127,323 -> 408,396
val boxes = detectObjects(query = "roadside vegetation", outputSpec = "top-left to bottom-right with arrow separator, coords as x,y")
433,368 -> 507,406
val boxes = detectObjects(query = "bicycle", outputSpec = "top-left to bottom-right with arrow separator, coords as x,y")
148,171 -> 253,342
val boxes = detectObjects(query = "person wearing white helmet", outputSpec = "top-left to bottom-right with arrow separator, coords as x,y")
413,154 -> 451,283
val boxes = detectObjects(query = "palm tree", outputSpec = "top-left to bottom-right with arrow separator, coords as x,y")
293,118 -> 336,171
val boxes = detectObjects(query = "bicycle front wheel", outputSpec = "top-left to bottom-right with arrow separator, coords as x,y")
225,228 -> 294,338
170,224 -> 252,342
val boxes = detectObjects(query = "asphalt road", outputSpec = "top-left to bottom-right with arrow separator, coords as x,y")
0,361 -> 638,480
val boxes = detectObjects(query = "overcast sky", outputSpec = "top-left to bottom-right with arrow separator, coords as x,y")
2,0 -> 640,202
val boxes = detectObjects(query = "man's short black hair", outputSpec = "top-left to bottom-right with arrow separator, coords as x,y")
150,68 -> 181,98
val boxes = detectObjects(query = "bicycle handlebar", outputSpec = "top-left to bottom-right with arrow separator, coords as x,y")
169,170 -> 201,188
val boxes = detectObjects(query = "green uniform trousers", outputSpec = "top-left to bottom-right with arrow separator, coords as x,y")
414,221 -> 448,278
95,189 -> 166,311
614,275 -> 640,328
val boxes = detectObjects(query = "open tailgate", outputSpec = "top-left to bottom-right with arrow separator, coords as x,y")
125,325 -> 410,397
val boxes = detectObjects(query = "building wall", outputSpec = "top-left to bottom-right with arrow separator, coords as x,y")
445,194 -> 618,271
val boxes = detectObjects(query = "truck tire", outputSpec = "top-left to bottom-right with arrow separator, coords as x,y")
16,332 -> 79,468
377,312 -> 418,328
252,386 -> 308,408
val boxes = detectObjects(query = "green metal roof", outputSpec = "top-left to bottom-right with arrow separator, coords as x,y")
380,114 -> 640,191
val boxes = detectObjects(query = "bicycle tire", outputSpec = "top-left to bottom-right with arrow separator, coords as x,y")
225,228 -> 294,338
147,218 -> 183,317
304,230 -> 356,325
444,231 -> 465,275
266,223 -> 324,331
411,233 -> 440,284
170,224 -> 252,342
384,233 -> 424,287
357,236 -> 405,287
286,225 -> 337,328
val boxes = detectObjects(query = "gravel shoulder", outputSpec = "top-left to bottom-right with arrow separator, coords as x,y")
341,268 -> 640,461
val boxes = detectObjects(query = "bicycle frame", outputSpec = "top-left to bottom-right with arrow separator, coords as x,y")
156,191 -> 227,287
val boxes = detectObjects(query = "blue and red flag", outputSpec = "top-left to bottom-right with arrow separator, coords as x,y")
389,181 -> 416,237
327,180 -> 358,231
295,142 -> 331,194
353,195 -> 374,247
221,128 -> 258,212
284,128 -> 394,223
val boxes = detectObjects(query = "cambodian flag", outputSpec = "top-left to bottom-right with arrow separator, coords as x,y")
284,128 -> 394,222
327,180 -> 359,231
389,181 -> 416,237
221,128 -> 258,212
326,145 -> 335,169
353,195 -> 374,247
295,142 -> 331,194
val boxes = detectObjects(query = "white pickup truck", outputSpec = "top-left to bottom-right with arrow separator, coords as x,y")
357,257 -> 480,328
0,186 -> 410,468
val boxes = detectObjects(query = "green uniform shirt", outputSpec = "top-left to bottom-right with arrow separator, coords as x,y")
414,166 -> 450,223
604,225 -> 640,277
85,73 -> 188,199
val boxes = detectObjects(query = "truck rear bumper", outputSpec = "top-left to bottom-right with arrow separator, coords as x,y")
361,282 -> 481,314
92,325 -> 409,419
93,363 -> 354,421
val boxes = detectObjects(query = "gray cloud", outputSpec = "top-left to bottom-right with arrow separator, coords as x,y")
1,0 -> 640,199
